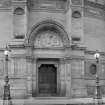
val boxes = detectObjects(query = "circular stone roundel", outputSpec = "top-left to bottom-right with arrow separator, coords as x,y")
89,64 -> 97,75
72,11 -> 81,18
14,7 -> 25,15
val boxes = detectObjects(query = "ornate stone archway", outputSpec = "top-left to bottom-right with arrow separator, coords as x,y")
26,20 -> 70,48
25,20 -> 70,97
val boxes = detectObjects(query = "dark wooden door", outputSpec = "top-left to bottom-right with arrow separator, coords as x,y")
38,64 -> 57,95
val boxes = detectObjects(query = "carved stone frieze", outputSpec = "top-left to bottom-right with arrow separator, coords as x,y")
27,20 -> 70,48
34,31 -> 63,48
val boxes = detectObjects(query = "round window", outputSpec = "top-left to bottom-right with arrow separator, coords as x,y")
89,64 -> 97,75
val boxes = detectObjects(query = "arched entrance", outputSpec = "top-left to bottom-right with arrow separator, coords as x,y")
26,20 -> 70,97
26,20 -> 70,47
38,64 -> 57,96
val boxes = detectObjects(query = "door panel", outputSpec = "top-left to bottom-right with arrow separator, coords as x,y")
38,64 -> 57,95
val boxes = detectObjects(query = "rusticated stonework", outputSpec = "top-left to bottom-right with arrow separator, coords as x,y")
0,0 -> 105,105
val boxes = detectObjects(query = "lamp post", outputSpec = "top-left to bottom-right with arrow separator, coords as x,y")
3,46 -> 12,105
94,50 -> 102,105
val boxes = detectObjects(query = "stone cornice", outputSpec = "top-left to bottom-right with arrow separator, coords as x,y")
8,44 -> 25,49
64,56 -> 85,60
71,44 -> 86,51
85,49 -> 105,56
0,0 -> 105,12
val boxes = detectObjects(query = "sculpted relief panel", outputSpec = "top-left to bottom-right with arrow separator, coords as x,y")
34,31 -> 63,48
0,0 -> 11,8
28,0 -> 68,11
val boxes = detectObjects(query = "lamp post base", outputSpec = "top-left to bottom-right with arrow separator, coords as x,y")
3,76 -> 12,105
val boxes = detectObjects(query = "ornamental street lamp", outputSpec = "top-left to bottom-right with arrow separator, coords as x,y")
3,46 -> 12,105
93,50 -> 102,105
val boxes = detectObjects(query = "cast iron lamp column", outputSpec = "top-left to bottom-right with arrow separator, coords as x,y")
94,51 -> 102,105
3,46 -> 12,105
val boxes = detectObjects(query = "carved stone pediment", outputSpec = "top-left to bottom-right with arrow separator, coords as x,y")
34,31 -> 63,48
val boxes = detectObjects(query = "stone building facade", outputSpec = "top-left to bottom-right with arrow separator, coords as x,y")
0,0 -> 105,105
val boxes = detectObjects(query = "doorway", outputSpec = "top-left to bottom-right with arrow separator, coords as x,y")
38,64 -> 57,96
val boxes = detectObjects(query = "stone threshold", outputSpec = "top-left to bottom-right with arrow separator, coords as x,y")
0,97 -> 105,104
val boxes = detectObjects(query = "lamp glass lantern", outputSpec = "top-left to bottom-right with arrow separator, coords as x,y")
94,52 -> 100,59
4,50 -> 9,56
4,46 -> 10,56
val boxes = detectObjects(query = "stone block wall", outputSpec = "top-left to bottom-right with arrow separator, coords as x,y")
0,0 -> 104,100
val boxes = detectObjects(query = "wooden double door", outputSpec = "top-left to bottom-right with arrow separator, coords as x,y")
38,64 -> 57,96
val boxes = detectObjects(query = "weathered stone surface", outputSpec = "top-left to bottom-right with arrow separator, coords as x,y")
28,0 -> 68,11
0,0 -> 104,104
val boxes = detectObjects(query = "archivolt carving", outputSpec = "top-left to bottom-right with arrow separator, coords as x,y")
26,20 -> 70,48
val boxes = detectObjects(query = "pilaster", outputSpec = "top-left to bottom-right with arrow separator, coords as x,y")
71,0 -> 84,44
64,57 -> 72,97
32,58 -> 37,97
26,56 -> 33,98
12,0 -> 27,39
60,58 -> 66,96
